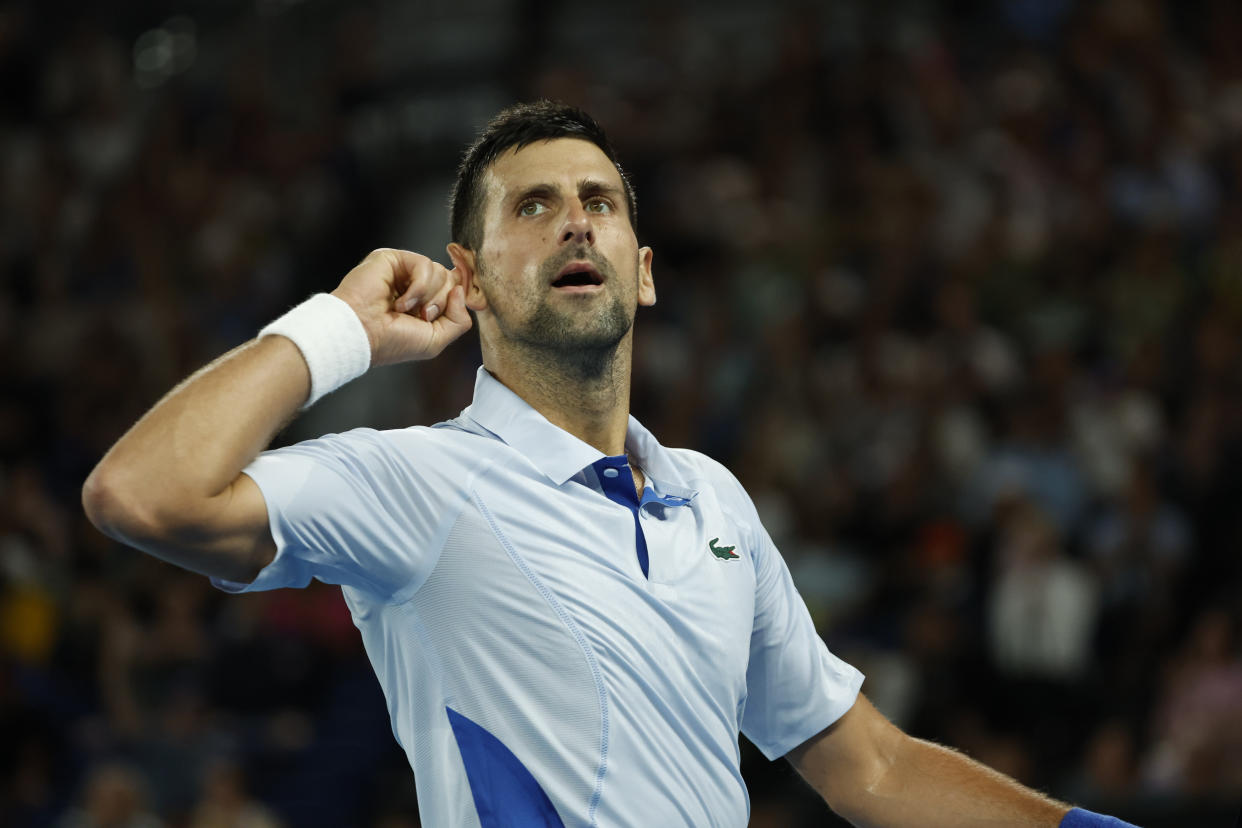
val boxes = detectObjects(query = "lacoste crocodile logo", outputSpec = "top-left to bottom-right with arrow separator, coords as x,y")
709,538 -> 738,561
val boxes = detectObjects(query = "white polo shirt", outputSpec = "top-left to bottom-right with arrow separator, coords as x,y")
214,367 -> 863,828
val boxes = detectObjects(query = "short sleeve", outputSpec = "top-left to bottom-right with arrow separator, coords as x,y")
733,486 -> 864,759
211,427 -> 467,601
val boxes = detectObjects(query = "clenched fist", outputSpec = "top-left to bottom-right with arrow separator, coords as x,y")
331,248 -> 472,367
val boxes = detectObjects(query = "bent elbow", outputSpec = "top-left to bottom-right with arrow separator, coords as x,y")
81,462 -> 162,545
82,463 -> 273,584
82,464 -> 130,540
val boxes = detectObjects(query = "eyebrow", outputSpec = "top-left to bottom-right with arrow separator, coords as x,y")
576,178 -> 624,202
509,179 -> 625,208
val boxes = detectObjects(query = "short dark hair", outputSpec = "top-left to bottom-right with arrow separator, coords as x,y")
450,100 -> 637,250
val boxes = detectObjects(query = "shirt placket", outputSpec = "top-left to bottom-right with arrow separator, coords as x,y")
591,455 -> 650,579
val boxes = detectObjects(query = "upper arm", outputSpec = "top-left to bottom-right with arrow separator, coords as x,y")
786,693 -> 905,810
82,462 -> 275,584
183,472 -> 277,581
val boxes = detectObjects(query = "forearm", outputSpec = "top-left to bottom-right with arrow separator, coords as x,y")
840,734 -> 1069,828
83,335 -> 308,550
789,697 -> 1071,828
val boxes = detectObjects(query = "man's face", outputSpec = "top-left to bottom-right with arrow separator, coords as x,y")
457,138 -> 655,357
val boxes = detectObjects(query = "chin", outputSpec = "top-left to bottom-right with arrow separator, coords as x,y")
525,300 -> 633,352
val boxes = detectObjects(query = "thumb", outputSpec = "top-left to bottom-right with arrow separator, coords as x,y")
437,284 -> 472,336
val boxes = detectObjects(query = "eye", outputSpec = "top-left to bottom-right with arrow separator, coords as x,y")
518,201 -> 547,217
585,198 -> 613,214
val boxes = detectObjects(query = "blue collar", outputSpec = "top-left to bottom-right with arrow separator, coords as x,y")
460,367 -> 699,504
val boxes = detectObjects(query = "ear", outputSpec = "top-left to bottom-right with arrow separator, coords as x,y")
637,246 -> 656,307
447,242 -> 487,311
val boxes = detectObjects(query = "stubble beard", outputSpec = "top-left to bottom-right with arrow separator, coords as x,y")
483,246 -> 635,381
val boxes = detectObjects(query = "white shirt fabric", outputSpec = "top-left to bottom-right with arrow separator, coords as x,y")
214,367 -> 863,828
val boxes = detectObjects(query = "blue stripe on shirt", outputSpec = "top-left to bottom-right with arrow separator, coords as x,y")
446,706 -> 565,827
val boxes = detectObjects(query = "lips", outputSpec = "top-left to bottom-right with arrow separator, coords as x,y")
551,261 -> 604,288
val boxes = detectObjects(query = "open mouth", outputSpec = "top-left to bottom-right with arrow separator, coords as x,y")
551,262 -> 604,289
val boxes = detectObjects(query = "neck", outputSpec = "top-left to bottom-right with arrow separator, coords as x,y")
483,333 -> 634,456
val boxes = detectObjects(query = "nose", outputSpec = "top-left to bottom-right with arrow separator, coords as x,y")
560,201 -> 595,246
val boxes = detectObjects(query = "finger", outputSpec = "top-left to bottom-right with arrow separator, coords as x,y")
435,284 -> 472,336
394,260 -> 433,312
381,286 -> 469,362
370,248 -> 422,299
380,248 -> 436,282
397,261 -> 453,315
420,269 -> 458,322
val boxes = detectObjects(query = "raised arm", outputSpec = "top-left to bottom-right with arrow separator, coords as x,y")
81,249 -> 471,583
787,694 -> 1073,828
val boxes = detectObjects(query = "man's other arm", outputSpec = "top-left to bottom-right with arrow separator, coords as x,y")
82,249 -> 470,583
787,694 -> 1072,827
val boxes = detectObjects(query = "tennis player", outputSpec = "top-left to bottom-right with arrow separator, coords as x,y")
83,101 -> 1137,828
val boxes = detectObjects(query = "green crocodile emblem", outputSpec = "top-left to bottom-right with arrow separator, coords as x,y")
709,538 -> 738,561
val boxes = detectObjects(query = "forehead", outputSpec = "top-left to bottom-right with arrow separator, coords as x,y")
481,138 -> 624,204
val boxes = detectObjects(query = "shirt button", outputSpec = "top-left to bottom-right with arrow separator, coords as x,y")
603,468 -> 620,478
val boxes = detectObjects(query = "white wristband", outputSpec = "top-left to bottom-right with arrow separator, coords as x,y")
259,293 -> 372,408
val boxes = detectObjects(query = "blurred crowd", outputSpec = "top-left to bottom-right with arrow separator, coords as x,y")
2,0 -> 1242,825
